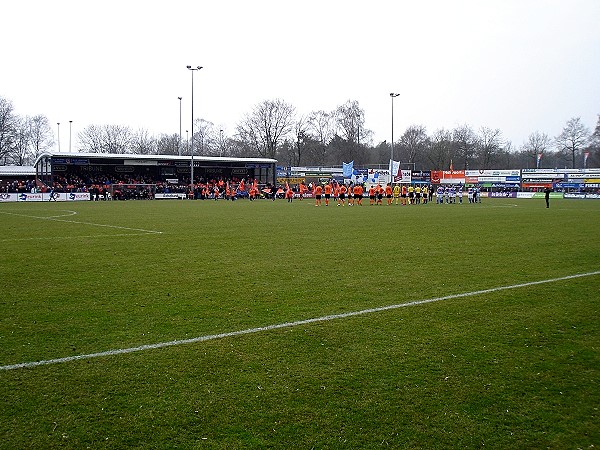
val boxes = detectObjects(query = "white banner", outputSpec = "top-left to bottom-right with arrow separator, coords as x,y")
155,193 -> 187,199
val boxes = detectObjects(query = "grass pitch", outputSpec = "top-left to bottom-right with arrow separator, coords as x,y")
0,197 -> 599,449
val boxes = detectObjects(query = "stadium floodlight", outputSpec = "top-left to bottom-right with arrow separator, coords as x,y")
187,65 -> 203,197
390,93 -> 400,181
178,97 -> 183,157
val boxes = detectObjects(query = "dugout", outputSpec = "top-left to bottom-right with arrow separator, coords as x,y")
34,152 -> 277,186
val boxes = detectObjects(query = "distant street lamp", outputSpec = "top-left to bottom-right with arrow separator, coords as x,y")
57,122 -> 61,152
390,93 -> 400,182
69,120 -> 73,152
178,97 -> 183,156
186,65 -> 203,197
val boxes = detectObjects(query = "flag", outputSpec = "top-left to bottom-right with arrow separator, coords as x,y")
584,151 -> 590,167
389,160 -> 400,182
239,179 -> 245,191
537,153 -> 542,168
449,159 -> 454,171
343,161 -> 354,178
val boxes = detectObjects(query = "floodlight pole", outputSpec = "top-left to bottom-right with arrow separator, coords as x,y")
57,123 -> 61,152
187,65 -> 203,198
390,93 -> 400,182
69,120 -> 73,152
178,97 -> 183,156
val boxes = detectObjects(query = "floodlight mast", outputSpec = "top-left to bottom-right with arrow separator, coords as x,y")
186,65 -> 203,197
390,93 -> 400,182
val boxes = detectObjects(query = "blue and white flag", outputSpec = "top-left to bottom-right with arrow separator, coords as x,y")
343,161 -> 354,178
389,160 -> 401,180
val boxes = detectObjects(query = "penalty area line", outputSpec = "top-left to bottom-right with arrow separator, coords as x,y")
1,270 -> 599,371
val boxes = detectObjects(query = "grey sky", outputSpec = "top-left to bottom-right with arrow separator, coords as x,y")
3,0 -> 599,153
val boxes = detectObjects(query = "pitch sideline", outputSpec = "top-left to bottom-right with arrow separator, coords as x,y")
0,209 -> 163,240
2,270 -> 599,371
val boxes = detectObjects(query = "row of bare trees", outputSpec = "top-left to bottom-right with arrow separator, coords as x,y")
0,97 -> 54,165
2,94 -> 599,169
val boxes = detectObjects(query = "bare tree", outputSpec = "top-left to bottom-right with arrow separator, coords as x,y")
290,115 -> 310,166
8,117 -> 29,165
555,117 -> 591,168
26,115 -> 54,161
0,97 -> 17,162
452,125 -> 477,170
78,124 -> 134,153
132,129 -> 157,155
476,127 -> 504,169
586,115 -> 600,167
398,124 -> 429,167
521,131 -> 551,168
77,125 -> 104,153
191,118 -> 217,156
427,128 -> 453,170
334,100 -> 365,144
236,99 -> 295,159
104,125 -> 134,154
155,133 -> 179,155
307,110 -> 335,165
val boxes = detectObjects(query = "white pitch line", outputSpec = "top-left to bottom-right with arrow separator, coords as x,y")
1,270 -> 599,371
0,210 -> 162,235
0,233 -> 160,243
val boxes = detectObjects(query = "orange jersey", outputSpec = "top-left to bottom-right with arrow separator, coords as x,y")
368,187 -> 376,196
340,185 -> 347,194
353,185 -> 363,196
315,185 -> 323,195
385,185 -> 393,195
324,184 -> 332,195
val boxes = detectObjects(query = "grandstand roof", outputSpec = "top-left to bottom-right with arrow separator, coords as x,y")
0,165 -> 36,176
34,152 -> 277,166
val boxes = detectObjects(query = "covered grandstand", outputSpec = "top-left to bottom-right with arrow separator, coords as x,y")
33,152 -> 277,188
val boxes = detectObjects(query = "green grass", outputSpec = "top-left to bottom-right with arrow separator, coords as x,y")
0,198 -> 599,449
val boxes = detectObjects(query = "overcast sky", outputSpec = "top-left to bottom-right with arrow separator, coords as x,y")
3,0 -> 599,153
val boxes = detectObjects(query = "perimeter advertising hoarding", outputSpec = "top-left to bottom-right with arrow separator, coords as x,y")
431,170 -> 465,184
5,192 -> 92,202
411,170 -> 430,184
464,170 -> 520,185
392,170 -> 412,184
489,191 -> 518,198
564,193 -> 600,199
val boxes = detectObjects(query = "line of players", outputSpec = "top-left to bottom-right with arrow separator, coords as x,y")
434,185 -> 482,204
311,182 -> 433,206
310,182 -> 482,206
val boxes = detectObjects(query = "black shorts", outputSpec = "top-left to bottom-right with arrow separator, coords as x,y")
316,194 -> 322,200
339,193 -> 345,199
325,193 -> 330,199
